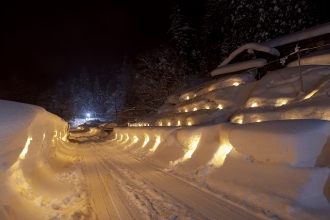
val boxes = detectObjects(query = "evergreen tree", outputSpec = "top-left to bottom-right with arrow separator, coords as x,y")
169,4 -> 200,70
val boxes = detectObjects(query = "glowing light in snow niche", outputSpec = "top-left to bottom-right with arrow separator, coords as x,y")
184,109 -> 188,112
303,89 -> 318,100
118,134 -> 123,141
218,104 -> 223,110
233,82 -> 240,86
238,119 -> 243,124
177,120 -> 181,126
251,103 -> 258,108
150,136 -> 161,153
159,121 -> 162,126
183,135 -> 201,161
20,137 -> 33,159
122,134 -> 130,144
205,105 -> 209,109
186,96 -> 190,100
54,130 -> 58,137
167,122 -> 171,126
133,136 -> 139,143
114,133 -> 118,140
43,133 -> 45,140
187,122 -> 192,126
275,99 -> 288,107
193,107 -> 197,111
210,144 -> 233,167
256,119 -> 261,122
142,135 -> 149,148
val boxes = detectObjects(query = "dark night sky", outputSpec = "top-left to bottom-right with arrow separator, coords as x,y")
0,0 -> 188,91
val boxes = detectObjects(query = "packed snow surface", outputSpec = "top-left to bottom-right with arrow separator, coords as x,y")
287,49 -> 330,67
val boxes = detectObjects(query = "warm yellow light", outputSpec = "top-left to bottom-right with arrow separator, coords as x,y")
122,134 -> 130,144
238,119 -> 243,124
118,134 -> 123,141
43,133 -> 45,140
218,104 -> 223,109
233,82 -> 239,86
205,106 -> 209,109
183,135 -> 201,160
20,137 -> 32,159
303,89 -> 318,100
167,122 -> 171,126
54,130 -> 57,137
209,144 -> 233,167
142,135 -> 149,148
256,119 -> 261,122
193,107 -> 197,111
251,103 -> 258,108
150,136 -> 161,153
186,96 -> 190,100
184,109 -> 188,112
159,121 -> 162,126
133,136 -> 139,142
177,120 -> 181,126
187,122 -> 192,126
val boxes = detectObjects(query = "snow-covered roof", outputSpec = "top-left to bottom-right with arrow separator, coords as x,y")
212,58 -> 266,76
261,22 -> 330,48
219,43 -> 280,67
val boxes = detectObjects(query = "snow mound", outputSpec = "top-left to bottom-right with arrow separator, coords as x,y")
0,100 -> 88,219
228,119 -> 330,167
219,43 -> 280,67
111,120 -> 330,219
287,49 -> 330,67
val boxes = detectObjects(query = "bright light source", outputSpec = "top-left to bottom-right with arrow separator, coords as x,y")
184,109 -> 188,112
256,119 -> 261,122
218,104 -> 223,109
205,105 -> 209,109
177,120 -> 181,126
186,96 -> 190,100
87,113 -> 90,117
150,135 -> 161,153
187,122 -> 192,126
142,135 -> 149,148
209,144 -> 233,167
20,137 -> 32,159
193,107 -> 197,111
167,122 -> 171,126
233,82 -> 239,86
251,103 -> 258,108
238,119 -> 243,124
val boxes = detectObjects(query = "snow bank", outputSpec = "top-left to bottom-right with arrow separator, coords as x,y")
228,120 -> 330,167
211,58 -> 266,76
0,100 -> 88,219
287,49 -> 330,67
110,119 -> 330,219
219,43 -> 280,67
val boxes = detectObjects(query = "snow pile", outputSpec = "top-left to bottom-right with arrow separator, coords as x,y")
219,43 -> 280,67
110,119 -> 330,219
287,49 -> 330,67
0,100 -> 89,220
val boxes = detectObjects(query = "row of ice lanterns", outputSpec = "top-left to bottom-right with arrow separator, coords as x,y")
184,82 -> 240,101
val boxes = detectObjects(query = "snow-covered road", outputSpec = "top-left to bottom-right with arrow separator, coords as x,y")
78,132 -> 262,220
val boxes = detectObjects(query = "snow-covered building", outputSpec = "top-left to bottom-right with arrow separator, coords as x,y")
211,22 -> 330,78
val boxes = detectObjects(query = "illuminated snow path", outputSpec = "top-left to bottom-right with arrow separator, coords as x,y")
76,129 -> 261,220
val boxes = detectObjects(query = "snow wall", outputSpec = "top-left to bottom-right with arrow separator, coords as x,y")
111,119 -> 330,219
0,100 -> 87,220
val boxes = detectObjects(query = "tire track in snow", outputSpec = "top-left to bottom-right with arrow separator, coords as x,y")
90,142 -> 263,220
82,145 -> 136,220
